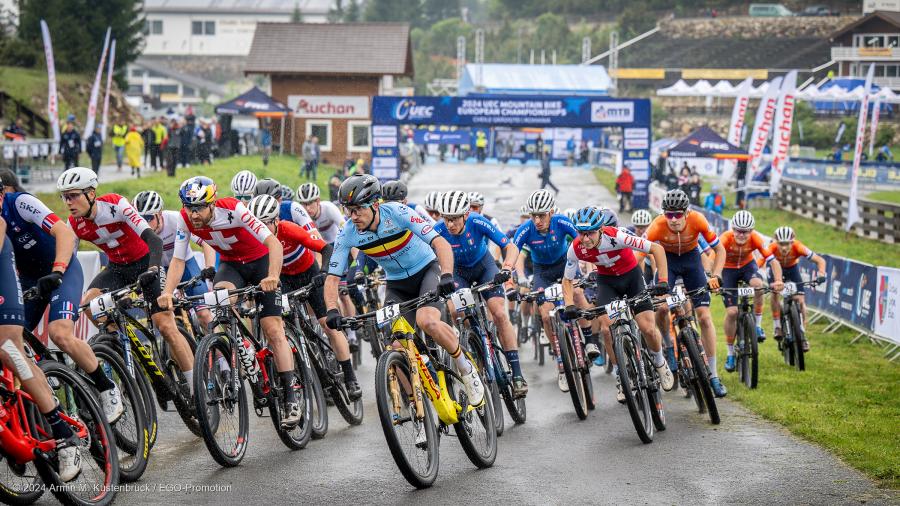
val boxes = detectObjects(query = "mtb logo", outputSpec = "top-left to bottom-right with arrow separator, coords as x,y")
126,326 -> 164,377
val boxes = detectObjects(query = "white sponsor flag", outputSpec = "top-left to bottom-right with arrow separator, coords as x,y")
40,20 -> 60,143
847,64 -> 875,232
101,39 -> 116,141
728,78 -> 753,147
747,76 -> 783,178
769,70 -> 798,194
868,96 -> 881,159
84,27 -> 111,138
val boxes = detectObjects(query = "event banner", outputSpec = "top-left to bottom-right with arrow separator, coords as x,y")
40,20 -> 60,144
848,64 -> 875,231
100,39 -> 116,141
783,159 -> 900,187
801,254 -> 877,331
748,76 -> 783,177
874,266 -> 900,345
769,70 -> 797,194
84,27 -> 111,137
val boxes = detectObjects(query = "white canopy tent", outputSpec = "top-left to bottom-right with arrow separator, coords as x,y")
657,79 -> 900,103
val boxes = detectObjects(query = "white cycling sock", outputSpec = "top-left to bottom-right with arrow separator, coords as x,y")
347,329 -> 357,343
650,349 -> 665,368
773,319 -> 782,330
754,314 -> 762,327
727,344 -> 735,356
183,369 -> 194,394
454,353 -> 472,374
707,357 -> 718,378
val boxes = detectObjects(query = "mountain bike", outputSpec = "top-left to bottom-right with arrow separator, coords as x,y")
717,284 -> 768,389
355,272 -> 386,361
450,281 -> 527,435
520,289 -> 547,365
188,285 -> 312,467
341,292 -> 497,489
0,355 -> 120,506
546,281 -> 595,420
659,285 -> 719,425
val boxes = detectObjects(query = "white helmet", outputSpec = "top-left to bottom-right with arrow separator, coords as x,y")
57,167 -> 98,192
774,226 -> 795,243
527,189 -> 555,214
731,210 -> 755,231
632,209 -> 653,227
133,191 -> 163,216
297,182 -> 321,204
519,205 -> 530,217
438,190 -> 470,216
563,208 -> 576,221
468,191 -> 485,207
248,194 -> 280,223
230,170 -> 257,198
423,191 -> 441,211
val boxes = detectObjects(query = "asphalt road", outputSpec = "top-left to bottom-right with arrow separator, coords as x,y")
39,162 -> 895,505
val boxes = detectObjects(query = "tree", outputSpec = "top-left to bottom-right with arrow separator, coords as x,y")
345,0 -> 361,22
292,2 -> 304,22
364,0 -> 423,27
422,0 -> 460,27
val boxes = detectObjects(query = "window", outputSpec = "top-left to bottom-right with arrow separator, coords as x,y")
347,121 -> 371,152
205,21 -> 215,35
143,20 -> 163,35
130,68 -> 145,78
305,120 -> 332,151
150,84 -> 179,95
865,35 -> 884,47
875,64 -> 886,77
889,36 -> 900,48
183,86 -> 196,97
147,69 -> 165,78
888,65 -> 899,78
127,85 -> 143,94
192,20 -> 215,35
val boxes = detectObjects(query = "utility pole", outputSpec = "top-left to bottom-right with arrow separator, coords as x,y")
609,31 -> 619,96
475,29 -> 484,90
582,36 -> 591,63
517,26 -> 523,64
540,49 -> 545,65
456,35 -> 466,80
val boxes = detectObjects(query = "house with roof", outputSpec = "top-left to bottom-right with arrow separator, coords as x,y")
830,10 -> 900,90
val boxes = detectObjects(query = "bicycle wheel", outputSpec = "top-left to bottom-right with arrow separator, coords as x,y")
159,336 -> 203,438
464,329 -> 503,437
494,349 -> 526,424
683,329 -> 720,425
557,316 -> 588,420
91,343 -> 149,483
193,333 -> 249,467
331,374 -> 364,426
34,360 -> 120,506
642,344 -> 667,431
374,350 -> 439,489
295,334 -> 328,440
267,337 -> 313,450
740,313 -> 758,389
450,358 -> 498,469
781,311 -> 795,366
0,400 -> 43,505
582,364 -> 596,411
790,303 -> 806,371
612,327 -> 653,444
678,329 -> 706,414
735,316 -> 750,387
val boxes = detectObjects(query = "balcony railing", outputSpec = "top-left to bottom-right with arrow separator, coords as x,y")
832,46 -> 900,60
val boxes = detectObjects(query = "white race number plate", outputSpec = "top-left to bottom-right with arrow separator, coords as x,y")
544,284 -> 563,300
376,304 -> 401,325
89,293 -> 115,315
737,287 -> 756,297
203,288 -> 232,307
451,288 -> 475,310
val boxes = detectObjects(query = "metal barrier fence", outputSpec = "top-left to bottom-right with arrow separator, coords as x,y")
1,138 -> 60,184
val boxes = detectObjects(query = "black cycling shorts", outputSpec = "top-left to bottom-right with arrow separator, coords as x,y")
384,261 -> 442,322
88,255 -> 165,316
282,263 -> 327,319
590,266 -> 653,315
214,255 -> 282,318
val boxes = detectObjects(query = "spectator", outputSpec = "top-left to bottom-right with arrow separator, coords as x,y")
878,144 -> 893,162
665,167 -> 679,190
111,121 -> 127,171
85,125 -> 104,175
579,139 -> 589,166
535,134 -> 544,162
734,160 -> 748,209
616,164 -> 635,212
165,119 -> 181,176
196,121 -> 212,166
539,151 -> 559,194
301,136 -> 316,180
831,145 -> 843,162
678,165 -> 692,186
328,165 -> 345,202
179,120 -> 193,167
141,121 -> 154,169
566,136 -> 576,166
475,130 -> 488,163
704,185 -> 726,214
685,173 -> 703,206
124,126 -> 144,178
151,118 -> 167,170
259,120 -> 273,166
59,120 -> 81,169
3,118 -> 26,140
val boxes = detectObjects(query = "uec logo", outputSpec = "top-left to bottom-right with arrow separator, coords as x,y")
393,100 -> 434,121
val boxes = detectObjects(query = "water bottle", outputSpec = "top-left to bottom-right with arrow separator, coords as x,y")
239,338 -> 260,382
420,353 -> 439,381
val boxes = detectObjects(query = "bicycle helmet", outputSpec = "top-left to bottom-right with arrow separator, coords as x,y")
230,170 -> 257,198
57,167 -> 98,192
133,190 -> 163,216
563,208 -> 576,222
423,191 -> 441,211
573,206 -> 604,231
527,189 -> 555,214
661,189 -> 690,211
632,209 -> 653,227
438,190 -> 470,217
519,205 -> 530,217
339,174 -> 381,206
253,178 -> 282,198
297,182 -> 321,204
381,180 -> 408,202
600,207 -> 619,227
280,185 -> 295,202
179,176 -> 217,206
468,191 -> 485,207
731,210 -> 755,231
248,194 -> 280,223
774,226 -> 795,243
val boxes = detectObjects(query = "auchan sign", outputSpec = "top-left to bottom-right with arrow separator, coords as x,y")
288,95 -> 370,119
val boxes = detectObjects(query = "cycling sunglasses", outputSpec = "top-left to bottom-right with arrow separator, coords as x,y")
184,203 -> 211,213
664,211 -> 685,220
344,203 -> 374,216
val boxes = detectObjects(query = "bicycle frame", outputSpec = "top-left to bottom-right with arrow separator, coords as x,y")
452,288 -> 502,386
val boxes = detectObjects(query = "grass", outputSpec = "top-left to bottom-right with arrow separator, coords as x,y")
867,190 -> 900,205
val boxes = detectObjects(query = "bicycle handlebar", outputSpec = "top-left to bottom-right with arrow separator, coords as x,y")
339,291 -> 440,330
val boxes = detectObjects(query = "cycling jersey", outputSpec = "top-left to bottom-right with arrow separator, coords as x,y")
564,226 -> 651,278
173,197 -> 271,264
434,212 -> 509,268
764,240 -> 813,269
329,202 -> 438,281
310,200 -> 344,244
69,193 -> 150,264
155,210 -> 205,267
512,214 -> 577,266
407,202 -> 435,224
1,192 -> 68,277
0,235 -> 24,324
720,230 -> 772,269
280,201 -> 316,231
277,220 -> 326,275
645,211 -> 719,256
698,235 -> 712,254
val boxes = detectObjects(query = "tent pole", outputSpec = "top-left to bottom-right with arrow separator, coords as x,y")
280,115 -> 285,156
290,118 -> 295,156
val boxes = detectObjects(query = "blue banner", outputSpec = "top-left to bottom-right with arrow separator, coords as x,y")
412,129 -> 471,145
800,255 -> 877,331
784,159 -> 900,187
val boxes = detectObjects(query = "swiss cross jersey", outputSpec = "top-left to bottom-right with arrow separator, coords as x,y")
69,193 -> 150,264
720,230 -> 772,269
1,192 -> 66,277
645,211 -> 720,256
564,226 -> 651,278
278,221 -> 326,275
173,198 -> 270,264
513,214 -> 578,266
310,200 -> 345,244
763,240 -> 813,268
156,210 -> 204,267
329,202 -> 438,281
434,212 -> 509,268
280,201 -> 316,232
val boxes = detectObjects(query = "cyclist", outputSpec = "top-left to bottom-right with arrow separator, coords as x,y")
435,190 -> 527,398
253,178 -> 317,232
562,206 -> 675,402
719,210 -> 784,373
248,195 -> 361,399
59,167 -> 196,398
132,190 -> 217,330
513,189 -> 585,391
645,189 -> 728,397
468,191 -> 503,263
280,185 -> 295,202
0,217 -> 81,481
766,226 -> 826,351
160,176 -> 303,427
0,170 -> 123,423
382,180 -> 434,223
422,190 -> 442,222
324,175 -> 485,406
231,170 -> 257,203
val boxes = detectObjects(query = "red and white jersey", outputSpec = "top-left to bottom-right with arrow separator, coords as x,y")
173,197 -> 271,264
69,193 -> 150,264
278,221 -> 326,275
156,210 -> 204,267
564,226 -> 651,278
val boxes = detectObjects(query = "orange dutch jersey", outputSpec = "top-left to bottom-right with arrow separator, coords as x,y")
720,230 -> 771,269
764,240 -> 812,268
645,211 -> 719,256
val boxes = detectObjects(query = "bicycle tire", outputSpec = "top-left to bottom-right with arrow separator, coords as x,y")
91,343 -> 149,483
374,350 -> 440,489
494,349 -> 526,424
266,338 -> 313,450
643,343 -> 667,431
790,303 -> 806,371
736,315 -> 749,387
557,316 -> 588,420
464,329 -> 504,437
612,327 -> 653,444
193,333 -> 249,467
161,326 -> 204,438
34,361 -> 120,506
678,328 -> 706,414
0,401 -> 44,505
582,359 -> 596,411
295,332 -> 328,440
450,356 -> 498,469
740,313 -> 759,389
781,311 -> 796,366
683,329 -> 720,425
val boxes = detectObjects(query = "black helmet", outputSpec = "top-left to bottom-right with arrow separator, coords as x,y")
339,174 -> 381,206
253,178 -> 282,198
662,189 -> 690,211
381,180 -> 407,202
